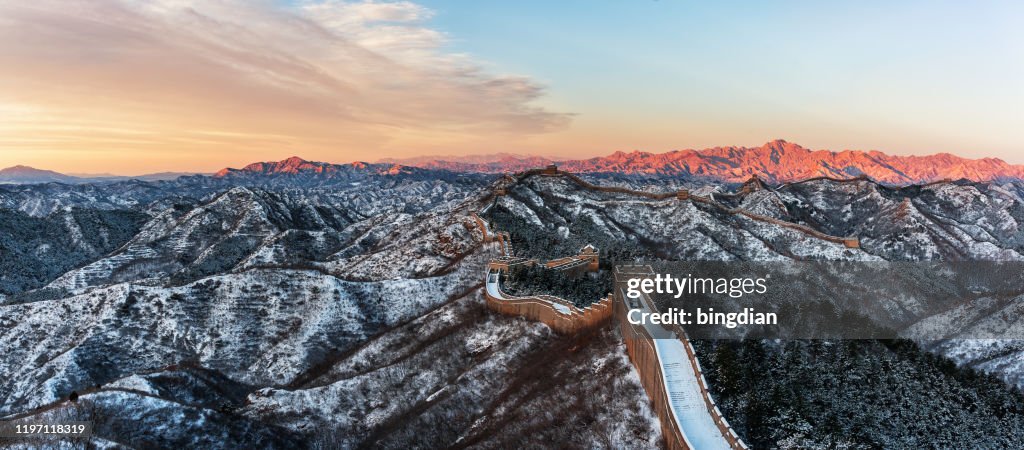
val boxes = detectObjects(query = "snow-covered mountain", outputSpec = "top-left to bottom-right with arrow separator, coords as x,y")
0,165 -> 663,448
4,156 -> 1024,448
489,173 -> 1024,262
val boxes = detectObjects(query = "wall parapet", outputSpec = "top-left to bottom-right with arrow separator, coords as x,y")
614,293 -> 691,450
470,212 -> 491,242
676,330 -> 748,450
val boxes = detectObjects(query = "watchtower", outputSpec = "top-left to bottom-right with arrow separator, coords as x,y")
542,164 -> 558,175
739,175 -> 767,194
579,244 -> 600,271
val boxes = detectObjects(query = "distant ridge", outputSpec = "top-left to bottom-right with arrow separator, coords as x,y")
384,140 -> 1024,184
78,172 -> 201,182
0,166 -> 198,184
0,165 -> 78,184
377,152 -> 555,166
212,156 -> 420,179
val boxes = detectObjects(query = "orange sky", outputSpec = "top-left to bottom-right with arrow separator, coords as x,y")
1,1 -> 1021,175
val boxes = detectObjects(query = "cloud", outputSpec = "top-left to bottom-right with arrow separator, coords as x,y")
0,0 -> 570,165
304,0 -> 434,27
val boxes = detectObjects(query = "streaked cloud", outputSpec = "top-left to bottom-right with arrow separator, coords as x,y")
0,0 -> 570,172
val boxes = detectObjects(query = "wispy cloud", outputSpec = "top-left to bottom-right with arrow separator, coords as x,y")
0,0 -> 570,171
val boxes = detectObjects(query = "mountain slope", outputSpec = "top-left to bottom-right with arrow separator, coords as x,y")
0,208 -> 150,295
0,175 -> 660,448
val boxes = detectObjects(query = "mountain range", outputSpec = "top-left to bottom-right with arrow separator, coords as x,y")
383,140 -> 1024,184
6,141 -> 1024,186
4,149 -> 1024,447
213,156 -> 420,180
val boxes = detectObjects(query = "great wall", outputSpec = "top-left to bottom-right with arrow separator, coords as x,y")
502,164 -> 860,249
472,165 -> 869,449
614,265 -> 746,450
480,212 -> 614,336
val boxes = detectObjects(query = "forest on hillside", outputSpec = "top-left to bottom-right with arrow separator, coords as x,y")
694,339 -> 1024,448
499,265 -> 612,307
486,203 -> 649,265
0,208 -> 148,295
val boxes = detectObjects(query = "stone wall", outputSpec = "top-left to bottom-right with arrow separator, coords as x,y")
689,195 -> 860,248
470,213 -> 491,242
488,257 -> 537,273
484,274 -> 613,335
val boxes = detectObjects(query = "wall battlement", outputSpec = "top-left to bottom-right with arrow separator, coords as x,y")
488,257 -> 537,272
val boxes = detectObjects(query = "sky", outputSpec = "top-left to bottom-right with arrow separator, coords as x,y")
0,0 -> 1021,174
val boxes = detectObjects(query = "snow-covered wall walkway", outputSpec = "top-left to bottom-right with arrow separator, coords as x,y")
653,337 -> 733,450
614,265 -> 747,450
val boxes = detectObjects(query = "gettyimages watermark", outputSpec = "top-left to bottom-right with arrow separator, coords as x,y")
613,261 -> 1024,340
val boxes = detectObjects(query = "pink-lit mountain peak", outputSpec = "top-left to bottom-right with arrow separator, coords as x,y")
238,156 -> 335,175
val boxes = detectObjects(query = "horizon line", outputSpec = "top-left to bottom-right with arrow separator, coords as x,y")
3,139 -> 1021,177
